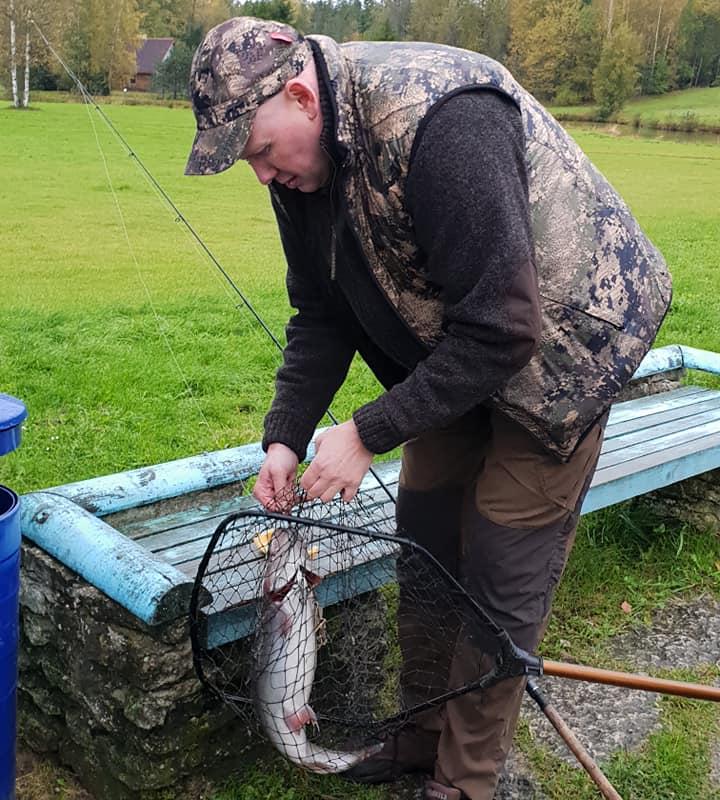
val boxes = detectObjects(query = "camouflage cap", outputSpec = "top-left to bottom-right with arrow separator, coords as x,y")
184,17 -> 313,176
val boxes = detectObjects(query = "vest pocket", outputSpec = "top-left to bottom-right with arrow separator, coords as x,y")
539,292 -> 624,330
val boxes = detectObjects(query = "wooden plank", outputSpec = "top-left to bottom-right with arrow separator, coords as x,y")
604,394 -> 720,440
582,438 -> 720,513
144,516 -> 246,564
163,495 -> 397,569
143,468 -> 399,566
605,386 -> 710,427
203,536 -> 397,612
601,406 -> 720,456
593,429 -> 720,486
596,417 -> 720,471
124,492 -> 257,541
129,460 -> 401,551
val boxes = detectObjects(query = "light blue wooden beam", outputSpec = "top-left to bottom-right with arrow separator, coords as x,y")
680,346 -> 720,375
41,443 -> 266,517
20,492 -> 209,625
581,445 -> 720,514
42,433 -> 326,518
631,344 -> 720,380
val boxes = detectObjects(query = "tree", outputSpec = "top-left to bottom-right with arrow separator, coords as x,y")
676,0 -> 720,87
593,20 -> 641,118
2,0 -> 68,106
139,0 -> 192,37
59,0 -> 142,93
508,0 -> 601,102
152,40 -> 193,98
9,0 -> 19,105
237,0 -> 294,22
408,0 -> 509,56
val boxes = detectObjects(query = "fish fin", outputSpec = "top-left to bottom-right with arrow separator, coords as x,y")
300,566 -> 322,588
279,608 -> 294,637
284,704 -> 318,733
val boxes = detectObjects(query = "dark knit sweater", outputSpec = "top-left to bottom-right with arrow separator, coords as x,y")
263,86 -> 540,459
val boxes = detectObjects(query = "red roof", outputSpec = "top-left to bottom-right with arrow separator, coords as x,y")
136,38 -> 174,75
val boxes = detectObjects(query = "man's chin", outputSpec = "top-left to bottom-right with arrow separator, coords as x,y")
297,180 -> 320,193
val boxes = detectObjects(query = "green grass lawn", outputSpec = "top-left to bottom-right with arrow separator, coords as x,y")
3,100 -> 720,799
551,85 -> 720,131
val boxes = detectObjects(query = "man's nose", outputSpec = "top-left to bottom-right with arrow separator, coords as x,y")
251,162 -> 276,185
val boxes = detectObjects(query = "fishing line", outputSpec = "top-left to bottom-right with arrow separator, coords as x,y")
32,19 -> 285,355
76,73 -> 221,445
31,19 -> 396,503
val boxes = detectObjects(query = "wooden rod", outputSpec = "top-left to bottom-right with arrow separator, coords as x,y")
542,660 -> 720,702
526,680 -> 623,800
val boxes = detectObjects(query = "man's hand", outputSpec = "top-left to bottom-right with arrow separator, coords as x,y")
301,420 -> 373,503
253,443 -> 300,511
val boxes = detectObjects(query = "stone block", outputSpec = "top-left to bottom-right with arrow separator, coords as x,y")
18,542 -> 255,799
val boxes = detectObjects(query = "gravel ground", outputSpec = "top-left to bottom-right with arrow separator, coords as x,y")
493,595 -> 720,798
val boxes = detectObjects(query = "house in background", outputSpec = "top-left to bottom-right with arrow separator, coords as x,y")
130,38 -> 174,92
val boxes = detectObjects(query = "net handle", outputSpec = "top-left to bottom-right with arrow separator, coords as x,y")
542,659 -> 720,702
526,680 -> 623,800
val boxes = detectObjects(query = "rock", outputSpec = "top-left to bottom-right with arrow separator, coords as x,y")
610,595 -> 720,671
521,679 -> 661,765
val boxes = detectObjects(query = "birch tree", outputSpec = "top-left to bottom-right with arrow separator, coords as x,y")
22,6 -> 28,105
9,0 -> 18,106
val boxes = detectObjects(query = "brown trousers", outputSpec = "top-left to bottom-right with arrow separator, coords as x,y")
396,408 -> 606,800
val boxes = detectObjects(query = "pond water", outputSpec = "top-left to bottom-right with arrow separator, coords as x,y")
565,120 -> 720,147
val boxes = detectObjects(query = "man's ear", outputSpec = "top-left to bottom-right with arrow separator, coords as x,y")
285,78 -> 319,120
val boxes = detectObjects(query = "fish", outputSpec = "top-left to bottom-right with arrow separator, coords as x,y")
253,527 -> 379,773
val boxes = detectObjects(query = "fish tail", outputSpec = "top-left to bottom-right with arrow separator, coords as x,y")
302,741 -> 383,774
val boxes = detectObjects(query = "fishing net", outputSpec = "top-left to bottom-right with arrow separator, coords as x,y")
189,487 -> 539,773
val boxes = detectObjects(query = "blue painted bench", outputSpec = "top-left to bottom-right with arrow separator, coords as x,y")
20,344 -> 720,645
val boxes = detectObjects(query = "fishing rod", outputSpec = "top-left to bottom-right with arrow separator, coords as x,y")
31,18 -> 397,505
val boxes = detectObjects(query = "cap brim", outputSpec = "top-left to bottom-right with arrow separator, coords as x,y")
184,111 -> 255,176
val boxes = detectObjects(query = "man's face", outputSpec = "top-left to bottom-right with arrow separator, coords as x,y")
241,81 -> 331,193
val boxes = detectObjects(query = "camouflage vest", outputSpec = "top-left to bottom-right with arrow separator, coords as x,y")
310,36 -> 672,459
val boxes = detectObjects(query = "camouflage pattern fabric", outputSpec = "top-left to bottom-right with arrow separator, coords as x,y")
304,36 -> 672,459
185,17 -> 312,176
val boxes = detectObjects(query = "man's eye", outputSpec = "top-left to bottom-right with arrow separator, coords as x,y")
261,144 -> 271,156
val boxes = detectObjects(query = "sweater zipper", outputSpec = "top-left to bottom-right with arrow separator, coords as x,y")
335,183 -> 431,362
322,143 -> 339,281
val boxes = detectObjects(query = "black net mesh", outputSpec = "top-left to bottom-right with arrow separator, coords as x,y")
189,488 -> 533,774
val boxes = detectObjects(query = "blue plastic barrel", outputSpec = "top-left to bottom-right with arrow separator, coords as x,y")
0,394 -> 27,800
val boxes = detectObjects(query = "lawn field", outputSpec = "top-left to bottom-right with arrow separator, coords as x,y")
3,101 -> 720,800
551,85 -> 720,131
